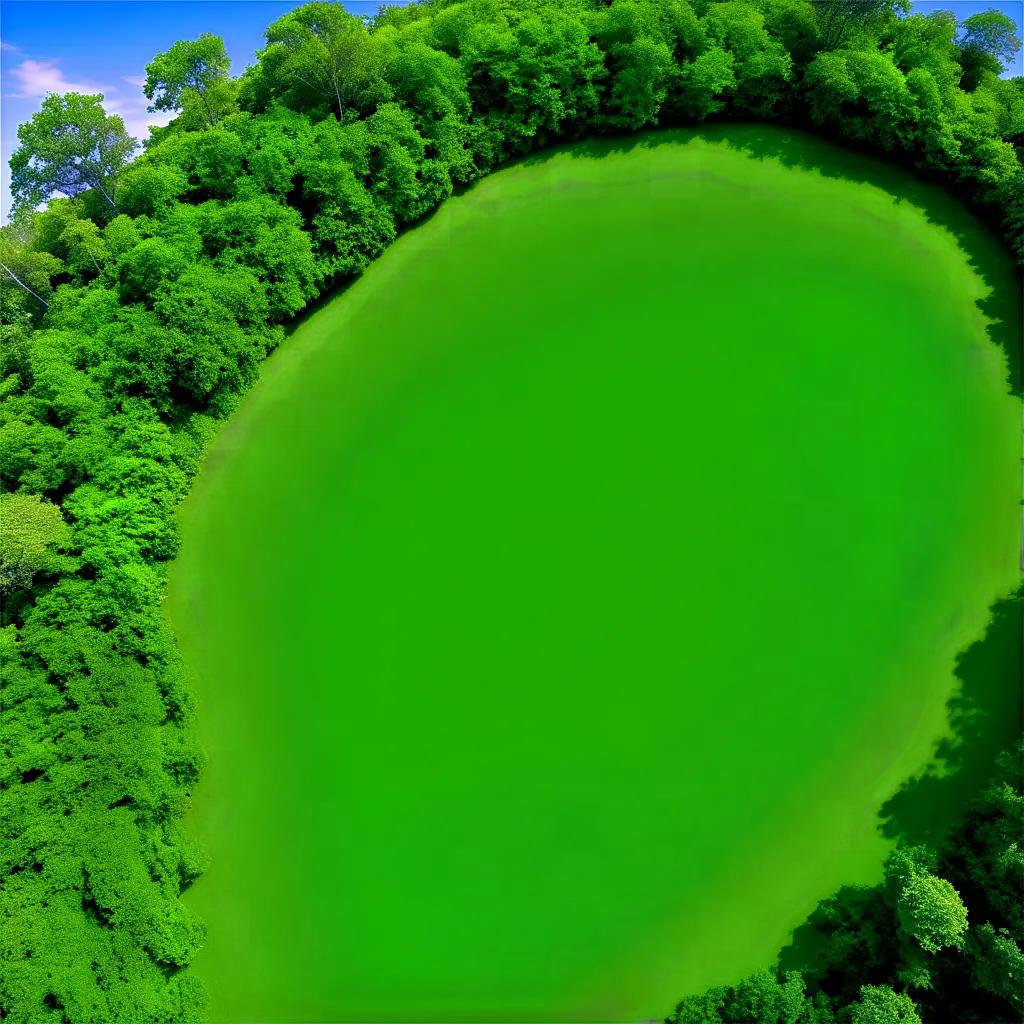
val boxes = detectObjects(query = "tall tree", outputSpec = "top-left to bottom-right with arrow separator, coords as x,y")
816,0 -> 907,51
957,9 -> 1023,90
144,33 -> 234,127
9,93 -> 137,214
258,2 -> 389,121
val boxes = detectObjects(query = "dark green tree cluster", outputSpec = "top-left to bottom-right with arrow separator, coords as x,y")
1,1 -> 1021,1020
669,743 -> 1023,1023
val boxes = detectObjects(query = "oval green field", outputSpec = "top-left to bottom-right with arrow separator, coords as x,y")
169,126 -> 1021,1023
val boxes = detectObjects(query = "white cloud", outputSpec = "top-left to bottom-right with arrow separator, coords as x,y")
108,97 -> 175,144
0,40 -> 21,54
110,71 -> 175,143
7,58 -> 104,99
6,57 -> 174,144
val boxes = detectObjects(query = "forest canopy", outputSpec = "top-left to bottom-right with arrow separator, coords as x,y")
1,1 -> 1021,1021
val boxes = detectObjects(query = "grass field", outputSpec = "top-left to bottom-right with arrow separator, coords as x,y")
168,127 -> 1021,1023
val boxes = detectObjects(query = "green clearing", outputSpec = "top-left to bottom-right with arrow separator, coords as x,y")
168,127 -> 1021,1023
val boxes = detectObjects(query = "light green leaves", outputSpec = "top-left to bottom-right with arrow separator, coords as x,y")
0,492 -> 71,594
145,33 -> 234,127
896,872 -> 969,955
849,984 -> 922,1024
9,93 -> 137,214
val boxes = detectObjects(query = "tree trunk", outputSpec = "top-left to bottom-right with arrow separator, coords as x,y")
0,260 -> 49,309
333,75 -> 345,122
94,181 -> 117,211
199,89 -> 218,127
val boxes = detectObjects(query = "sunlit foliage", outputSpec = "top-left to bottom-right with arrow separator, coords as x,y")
2,0 -> 1021,1019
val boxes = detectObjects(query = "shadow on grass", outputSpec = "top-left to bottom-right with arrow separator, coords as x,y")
520,122 -> 1022,398
290,121 -> 1021,400
776,589 -> 1022,1000
877,591 -> 1023,845
778,883 -> 894,1006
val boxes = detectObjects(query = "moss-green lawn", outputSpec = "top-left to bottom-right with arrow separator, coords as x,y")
169,127 -> 1021,1023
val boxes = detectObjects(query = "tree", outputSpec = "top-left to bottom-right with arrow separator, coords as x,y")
144,33 -> 234,127
0,492 -> 71,594
849,985 -> 922,1024
896,871 -> 969,955
816,1 -> 906,52
115,163 -> 188,218
702,1 -> 794,115
970,924 -> 1024,1016
668,969 -> 835,1023
383,38 -> 475,183
0,220 -> 62,314
9,93 -> 137,214
258,2 -> 390,121
886,11 -> 960,89
449,1 -> 605,162
672,46 -> 735,121
29,200 -> 108,284
804,47 -> 918,151
592,0 -> 676,129
759,0 -> 822,66
957,10 -> 1023,91
58,219 -> 107,283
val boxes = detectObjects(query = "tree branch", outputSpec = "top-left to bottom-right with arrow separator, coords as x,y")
0,259 -> 50,309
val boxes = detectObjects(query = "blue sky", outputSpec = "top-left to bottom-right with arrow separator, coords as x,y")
0,1 -> 410,218
0,0 -> 1021,221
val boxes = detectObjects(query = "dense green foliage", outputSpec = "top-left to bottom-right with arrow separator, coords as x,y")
669,742 -> 1023,1023
1,0 -> 1021,1020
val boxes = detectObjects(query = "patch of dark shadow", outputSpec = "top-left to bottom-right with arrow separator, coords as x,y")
81,869 -> 113,929
778,884 -> 898,1006
46,476 -> 77,505
155,958 -> 185,980
528,126 -> 1022,398
772,589 -> 1021,1014
45,672 -> 67,693
31,862 -> 43,873
159,691 -> 188,724
107,795 -> 134,810
166,757 -> 201,790
9,864 -> 23,875
878,590 -> 1023,845
19,768 -> 45,784
42,994 -> 61,1011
